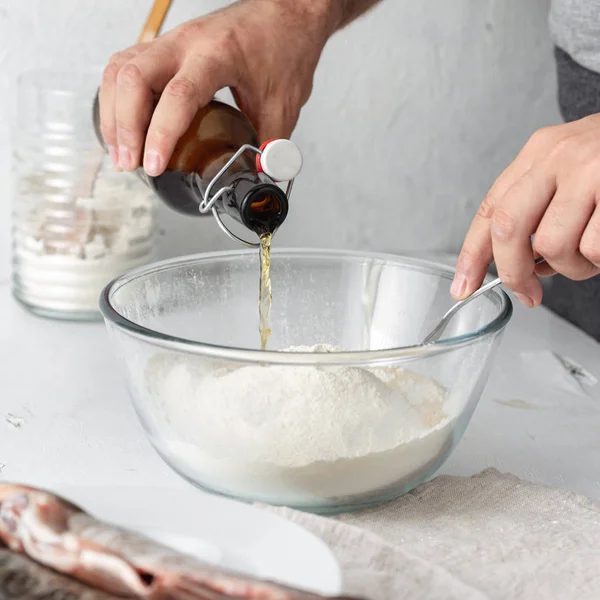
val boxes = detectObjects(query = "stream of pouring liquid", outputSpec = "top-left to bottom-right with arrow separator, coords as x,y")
258,233 -> 273,350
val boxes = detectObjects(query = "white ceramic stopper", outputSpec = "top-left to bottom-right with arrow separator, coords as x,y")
259,139 -> 303,181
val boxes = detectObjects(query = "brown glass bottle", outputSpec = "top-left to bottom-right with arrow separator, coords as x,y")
92,96 -> 288,236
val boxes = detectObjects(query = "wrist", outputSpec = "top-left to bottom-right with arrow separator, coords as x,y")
293,0 -> 342,36
312,1 -> 383,33
250,0 -> 340,38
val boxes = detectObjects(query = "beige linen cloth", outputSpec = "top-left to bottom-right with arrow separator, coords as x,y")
269,469 -> 600,600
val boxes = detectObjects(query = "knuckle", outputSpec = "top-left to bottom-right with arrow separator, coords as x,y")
491,208 -> 518,240
527,126 -> 554,149
587,213 -> 600,238
178,19 -> 238,49
165,76 -> 198,101
476,194 -> 496,220
117,63 -> 144,88
109,51 -> 124,64
580,240 -> 600,265
146,125 -> 172,148
114,120 -> 137,137
179,20 -> 204,38
533,233 -> 567,260
115,127 -> 140,147
102,62 -> 120,85
211,28 -> 239,57
192,52 -> 225,81
111,49 -> 138,65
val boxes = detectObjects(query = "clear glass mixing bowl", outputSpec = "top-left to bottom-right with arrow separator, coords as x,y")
100,249 -> 512,513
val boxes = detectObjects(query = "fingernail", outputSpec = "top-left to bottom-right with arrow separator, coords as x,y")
144,150 -> 162,176
450,273 -> 467,299
514,292 -> 534,308
107,145 -> 117,167
118,145 -> 132,171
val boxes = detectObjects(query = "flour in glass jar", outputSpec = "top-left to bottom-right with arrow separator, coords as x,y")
146,344 -> 456,504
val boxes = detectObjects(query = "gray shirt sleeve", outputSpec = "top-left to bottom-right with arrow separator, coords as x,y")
549,0 -> 600,74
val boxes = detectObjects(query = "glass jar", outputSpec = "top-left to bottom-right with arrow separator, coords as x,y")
11,70 -> 158,321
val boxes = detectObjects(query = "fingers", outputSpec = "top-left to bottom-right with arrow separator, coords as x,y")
532,179 -> 597,281
114,63 -> 154,171
452,150 -> 536,300
451,203 -> 494,300
578,203 -> 600,270
98,44 -> 149,166
114,47 -> 178,172
144,55 -> 236,176
454,123 -> 600,309
102,47 -> 240,176
490,168 -> 557,307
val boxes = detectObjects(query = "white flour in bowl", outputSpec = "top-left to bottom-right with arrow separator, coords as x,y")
145,345 -> 456,505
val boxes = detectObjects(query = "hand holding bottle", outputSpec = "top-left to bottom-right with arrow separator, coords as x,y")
98,0 -> 334,177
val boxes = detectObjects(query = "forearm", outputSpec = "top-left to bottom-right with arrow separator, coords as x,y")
328,0 -> 384,30
264,0 -> 383,37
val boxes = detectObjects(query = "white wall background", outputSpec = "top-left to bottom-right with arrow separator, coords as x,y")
0,0 -> 561,284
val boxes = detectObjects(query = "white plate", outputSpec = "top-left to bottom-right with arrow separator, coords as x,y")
52,485 -> 342,595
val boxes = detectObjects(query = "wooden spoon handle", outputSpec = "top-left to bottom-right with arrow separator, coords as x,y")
138,0 -> 173,43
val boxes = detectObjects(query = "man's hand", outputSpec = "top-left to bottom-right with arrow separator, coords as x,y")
99,0 -> 334,176
453,114 -> 600,307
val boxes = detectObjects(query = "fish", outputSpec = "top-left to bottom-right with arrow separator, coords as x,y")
0,484 -> 362,600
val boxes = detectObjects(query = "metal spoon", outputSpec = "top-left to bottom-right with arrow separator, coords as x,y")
420,257 -> 546,345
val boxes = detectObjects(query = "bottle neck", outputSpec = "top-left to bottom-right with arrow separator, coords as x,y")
93,90 -> 288,235
143,167 -> 288,235
218,170 -> 289,236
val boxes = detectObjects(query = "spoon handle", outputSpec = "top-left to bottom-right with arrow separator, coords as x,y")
138,0 -> 173,43
420,257 -> 546,345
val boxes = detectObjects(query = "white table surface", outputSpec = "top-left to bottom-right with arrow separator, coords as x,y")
1,275 -> 599,503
